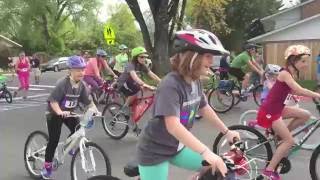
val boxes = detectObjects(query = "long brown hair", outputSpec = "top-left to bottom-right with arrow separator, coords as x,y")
170,51 -> 203,80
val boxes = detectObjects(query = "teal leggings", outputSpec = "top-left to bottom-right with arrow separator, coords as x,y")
138,147 -> 203,180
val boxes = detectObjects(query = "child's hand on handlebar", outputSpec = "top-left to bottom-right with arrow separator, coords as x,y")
201,149 -> 227,177
142,84 -> 156,91
225,130 -> 241,144
58,111 -> 71,118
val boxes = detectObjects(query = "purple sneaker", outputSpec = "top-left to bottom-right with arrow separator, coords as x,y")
41,162 -> 53,179
262,169 -> 281,180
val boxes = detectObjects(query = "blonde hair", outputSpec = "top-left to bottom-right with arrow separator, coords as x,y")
170,51 -> 203,80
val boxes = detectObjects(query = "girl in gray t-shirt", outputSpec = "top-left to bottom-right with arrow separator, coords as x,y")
136,29 -> 240,180
41,56 -> 99,179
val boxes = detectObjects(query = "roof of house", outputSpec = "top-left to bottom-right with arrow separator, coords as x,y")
0,34 -> 22,48
261,0 -> 314,21
248,13 -> 320,42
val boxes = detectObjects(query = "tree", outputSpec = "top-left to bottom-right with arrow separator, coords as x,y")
106,4 -> 143,51
223,0 -> 282,51
0,0 -> 103,55
125,0 -> 187,75
185,0 -> 231,38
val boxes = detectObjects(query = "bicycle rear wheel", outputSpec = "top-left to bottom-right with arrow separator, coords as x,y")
213,125 -> 273,179
253,84 -> 263,107
3,89 -> 12,103
24,131 -> 48,178
208,88 -> 234,113
71,142 -> 111,180
102,102 -> 129,139
310,144 -> 320,180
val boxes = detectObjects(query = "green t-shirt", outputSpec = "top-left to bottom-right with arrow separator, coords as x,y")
114,53 -> 129,73
230,51 -> 254,72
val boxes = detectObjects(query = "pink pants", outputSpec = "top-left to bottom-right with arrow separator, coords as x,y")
18,72 -> 30,90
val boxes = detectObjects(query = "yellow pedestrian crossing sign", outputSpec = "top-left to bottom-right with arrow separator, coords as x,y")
104,24 -> 115,45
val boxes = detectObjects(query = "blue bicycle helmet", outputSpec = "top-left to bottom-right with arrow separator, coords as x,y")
96,49 -> 107,56
67,56 -> 86,69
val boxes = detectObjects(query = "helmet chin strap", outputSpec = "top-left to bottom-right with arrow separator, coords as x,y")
189,52 -> 199,70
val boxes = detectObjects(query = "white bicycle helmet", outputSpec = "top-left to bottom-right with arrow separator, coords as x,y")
172,29 -> 229,55
265,64 -> 281,75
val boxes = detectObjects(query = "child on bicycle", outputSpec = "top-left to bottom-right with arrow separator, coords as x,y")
135,29 -> 240,180
41,56 -> 99,179
257,45 -> 320,179
117,46 -> 161,108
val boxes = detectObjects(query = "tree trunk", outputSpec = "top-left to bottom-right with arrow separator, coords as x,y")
152,0 -> 170,75
41,14 -> 50,49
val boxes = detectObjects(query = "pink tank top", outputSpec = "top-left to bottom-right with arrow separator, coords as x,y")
84,58 -> 106,76
17,58 -> 30,74
259,68 -> 292,115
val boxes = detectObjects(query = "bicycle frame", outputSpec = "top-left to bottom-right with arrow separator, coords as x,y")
130,93 -> 154,123
242,118 -> 320,165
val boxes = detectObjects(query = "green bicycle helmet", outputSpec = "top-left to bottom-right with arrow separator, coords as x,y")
131,47 -> 148,58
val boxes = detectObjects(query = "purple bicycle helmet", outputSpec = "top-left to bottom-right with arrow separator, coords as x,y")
67,55 -> 86,69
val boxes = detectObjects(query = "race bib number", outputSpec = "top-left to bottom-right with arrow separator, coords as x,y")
284,94 -> 299,106
21,68 -> 28,72
64,100 -> 78,108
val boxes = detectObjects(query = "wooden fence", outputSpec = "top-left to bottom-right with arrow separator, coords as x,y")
263,39 -> 320,80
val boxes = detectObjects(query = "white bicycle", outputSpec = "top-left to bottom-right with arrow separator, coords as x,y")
24,111 -> 111,180
239,95 -> 319,150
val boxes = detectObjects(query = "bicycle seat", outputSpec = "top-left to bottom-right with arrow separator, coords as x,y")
123,159 -> 139,177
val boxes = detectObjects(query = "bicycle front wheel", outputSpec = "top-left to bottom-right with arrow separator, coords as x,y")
71,142 -> 111,180
310,144 -> 320,180
208,88 -> 234,113
213,125 -> 273,179
102,102 -> 129,139
24,131 -> 48,178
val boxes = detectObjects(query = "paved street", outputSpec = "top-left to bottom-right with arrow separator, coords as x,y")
0,71 -> 319,180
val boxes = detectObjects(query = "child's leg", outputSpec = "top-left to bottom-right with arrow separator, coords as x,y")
267,118 -> 294,170
170,147 -> 203,171
282,106 -> 311,131
45,114 -> 64,162
138,161 -> 169,180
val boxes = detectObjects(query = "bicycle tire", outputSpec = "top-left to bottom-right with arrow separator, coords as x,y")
24,130 -> 49,179
102,102 -> 129,139
70,142 -> 112,180
310,144 -> 320,180
233,85 -> 241,106
253,84 -> 263,107
213,125 -> 273,179
3,89 -> 12,103
208,88 -> 234,113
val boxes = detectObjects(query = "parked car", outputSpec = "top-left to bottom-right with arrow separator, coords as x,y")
41,57 -> 68,72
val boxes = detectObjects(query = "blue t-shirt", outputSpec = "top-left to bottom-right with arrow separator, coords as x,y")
317,55 -> 320,74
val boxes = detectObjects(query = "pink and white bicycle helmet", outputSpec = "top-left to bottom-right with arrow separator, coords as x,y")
172,29 -> 229,55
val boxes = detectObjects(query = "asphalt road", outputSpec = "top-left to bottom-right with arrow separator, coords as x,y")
0,70 -> 319,180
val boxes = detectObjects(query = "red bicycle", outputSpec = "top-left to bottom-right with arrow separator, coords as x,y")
101,89 -> 155,139
88,77 -> 125,106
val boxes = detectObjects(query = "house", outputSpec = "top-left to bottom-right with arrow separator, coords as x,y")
0,34 -> 22,51
0,35 -> 22,68
248,0 -> 320,80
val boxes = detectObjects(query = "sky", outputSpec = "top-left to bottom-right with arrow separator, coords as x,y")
98,0 -> 301,22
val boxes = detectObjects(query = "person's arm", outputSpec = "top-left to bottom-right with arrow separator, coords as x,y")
266,80 -> 275,89
147,71 -> 161,83
199,105 -> 240,142
129,71 -> 146,86
165,116 -> 208,153
280,71 -> 320,98
103,60 -> 117,77
247,60 -> 263,76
